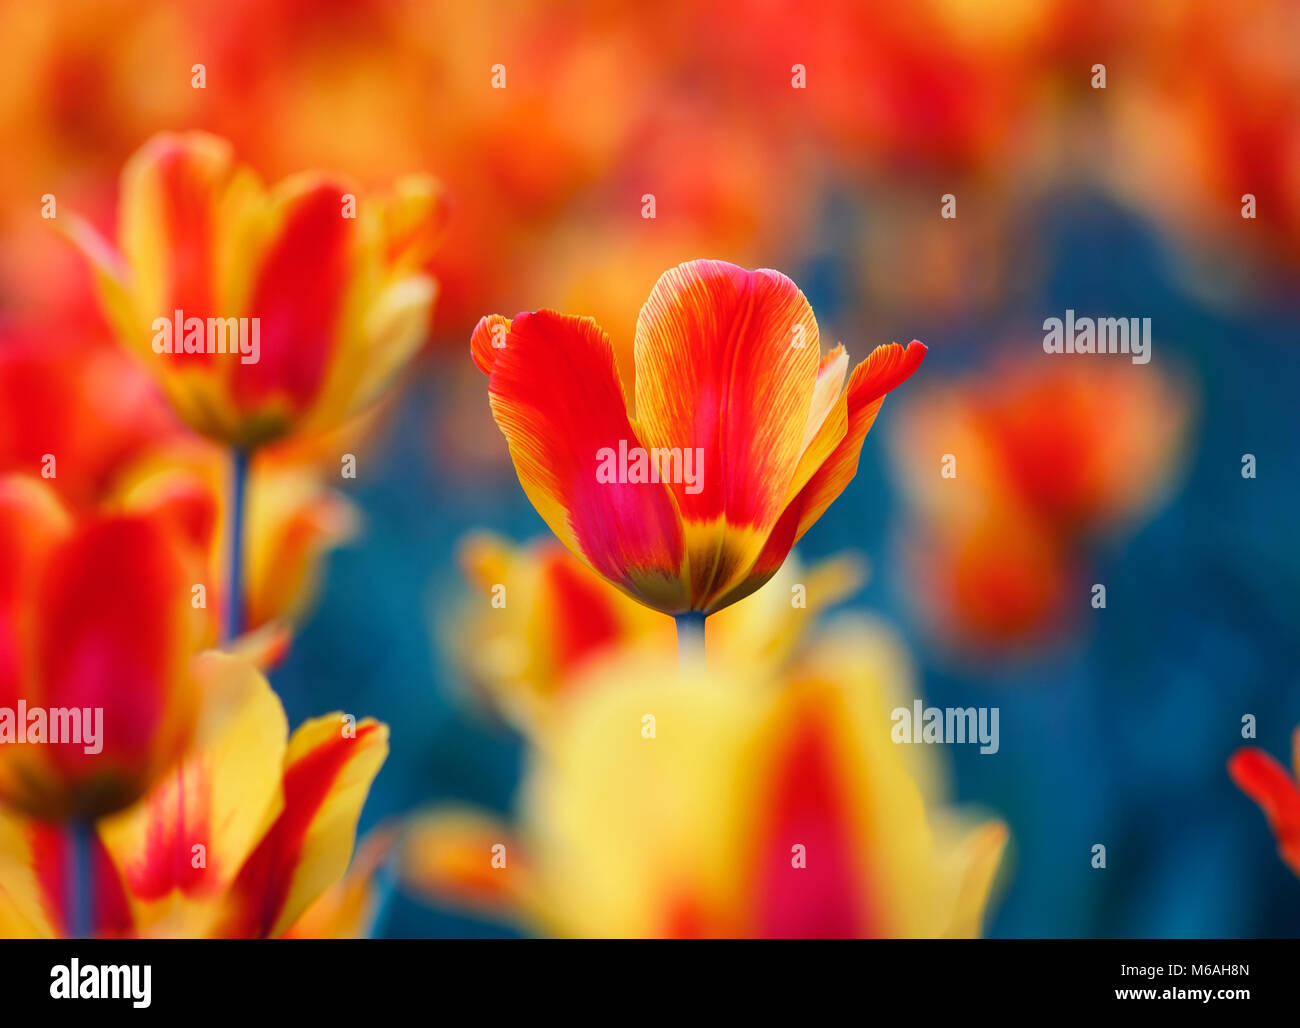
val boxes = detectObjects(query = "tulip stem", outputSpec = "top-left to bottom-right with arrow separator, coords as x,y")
66,820 -> 94,939
225,447 -> 249,643
675,611 -> 707,667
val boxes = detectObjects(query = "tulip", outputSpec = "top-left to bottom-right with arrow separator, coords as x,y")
453,530 -> 864,739
69,131 -> 443,451
69,131 -> 444,641
890,357 -> 1189,651
472,259 -> 925,652
1229,728 -> 1300,878
403,621 -> 1007,938
0,476 -> 206,823
0,329 -> 180,511
0,652 -> 389,938
108,440 -> 358,656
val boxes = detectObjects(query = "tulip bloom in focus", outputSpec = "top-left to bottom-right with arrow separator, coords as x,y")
0,653 -> 389,938
0,476 -> 206,821
1230,728 -> 1300,878
472,258 -> 925,616
403,623 -> 1007,937
70,132 -> 445,449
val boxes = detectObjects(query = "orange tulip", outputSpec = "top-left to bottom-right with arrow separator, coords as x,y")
472,258 -> 924,616
0,476 -> 207,821
1230,728 -> 1300,879
69,131 -> 445,449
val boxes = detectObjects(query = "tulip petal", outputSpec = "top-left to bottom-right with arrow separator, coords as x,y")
96,652 -> 288,936
0,811 -> 64,937
232,178 -> 359,420
0,477 -> 71,708
400,808 -> 531,924
218,715 -> 389,938
283,826 -> 399,939
740,341 -> 927,596
26,515 -> 202,820
944,820 -> 1010,938
751,691 -> 866,938
119,133 -> 233,345
633,260 -> 820,604
470,314 -> 511,375
0,812 -> 132,939
481,311 -> 687,612
1229,746 -> 1300,876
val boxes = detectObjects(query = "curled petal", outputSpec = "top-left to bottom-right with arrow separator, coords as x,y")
217,714 -> 389,938
725,340 -> 927,604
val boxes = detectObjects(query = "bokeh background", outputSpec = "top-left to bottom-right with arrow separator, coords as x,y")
3,0 -> 1298,937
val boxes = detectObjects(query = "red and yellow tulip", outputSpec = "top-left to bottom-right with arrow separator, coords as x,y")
69,131 -> 445,449
108,440 -> 358,654
890,357 -> 1189,651
472,258 -> 924,616
1230,728 -> 1300,879
0,475 -> 208,821
403,621 -> 1007,937
453,530 -> 864,739
0,652 -> 389,938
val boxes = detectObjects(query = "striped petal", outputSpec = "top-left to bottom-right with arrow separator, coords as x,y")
217,713 -> 389,938
750,689 -> 867,938
96,652 -> 288,937
0,812 -> 131,938
633,260 -> 820,607
478,310 -> 687,613
231,177 -> 359,424
119,133 -> 234,350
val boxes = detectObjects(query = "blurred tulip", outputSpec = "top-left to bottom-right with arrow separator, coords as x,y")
0,475 -> 207,822
108,440 -> 358,652
1230,728 -> 1300,879
404,621 -> 1007,937
68,131 -> 444,449
0,652 -> 389,937
452,530 -> 864,739
473,258 -> 924,618
0,327 -> 181,511
890,356 -> 1190,651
